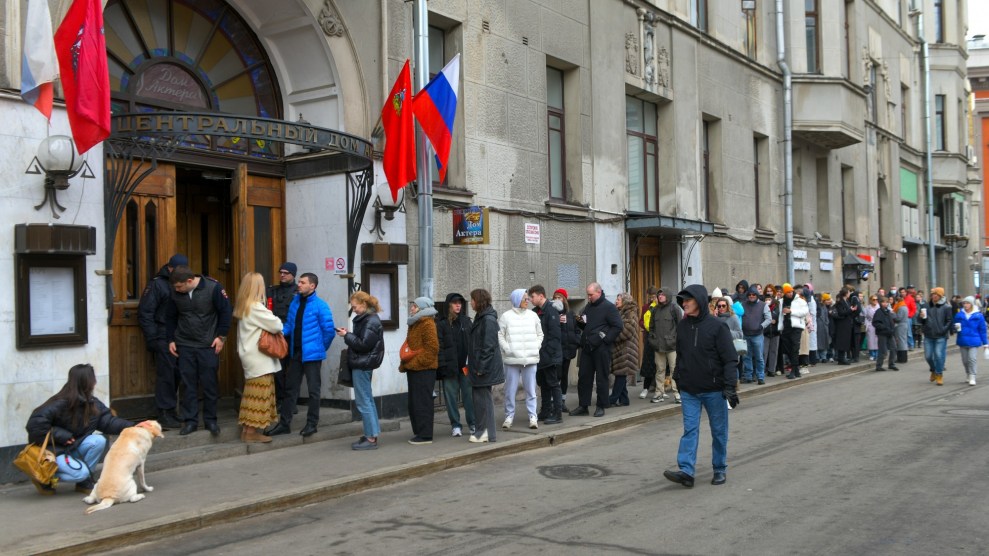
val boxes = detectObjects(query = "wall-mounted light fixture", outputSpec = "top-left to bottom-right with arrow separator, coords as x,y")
370,181 -> 405,240
25,135 -> 94,219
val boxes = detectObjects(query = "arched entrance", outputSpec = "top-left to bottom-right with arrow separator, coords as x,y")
102,0 -> 371,416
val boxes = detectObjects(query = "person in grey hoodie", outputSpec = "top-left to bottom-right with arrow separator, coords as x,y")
646,288 -> 682,402
740,286 -> 772,384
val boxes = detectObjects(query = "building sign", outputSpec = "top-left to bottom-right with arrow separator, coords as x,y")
794,249 -> 807,259
325,257 -> 347,275
794,261 -> 811,271
820,262 -> 834,271
111,112 -> 373,161
820,251 -> 833,261
452,206 -> 489,245
134,64 -> 209,108
524,223 -> 540,244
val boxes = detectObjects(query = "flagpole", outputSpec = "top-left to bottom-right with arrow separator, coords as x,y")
413,0 -> 434,300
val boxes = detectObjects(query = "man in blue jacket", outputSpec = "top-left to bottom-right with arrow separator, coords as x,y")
266,272 -> 335,437
664,284 -> 739,488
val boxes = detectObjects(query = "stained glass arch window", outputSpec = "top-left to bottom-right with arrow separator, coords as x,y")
106,0 -> 283,157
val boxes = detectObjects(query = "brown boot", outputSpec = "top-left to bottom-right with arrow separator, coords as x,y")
243,426 -> 272,443
936,374 -> 944,386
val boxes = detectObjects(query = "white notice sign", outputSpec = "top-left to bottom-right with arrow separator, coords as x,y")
524,223 -> 540,244
30,267 -> 75,335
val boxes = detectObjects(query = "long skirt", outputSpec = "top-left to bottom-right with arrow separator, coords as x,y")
238,373 -> 278,428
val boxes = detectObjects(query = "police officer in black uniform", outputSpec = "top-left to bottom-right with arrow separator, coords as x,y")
165,265 -> 233,436
267,262 -> 298,415
137,254 -> 188,429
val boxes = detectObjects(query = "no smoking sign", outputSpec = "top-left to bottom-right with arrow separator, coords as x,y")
325,257 -> 347,275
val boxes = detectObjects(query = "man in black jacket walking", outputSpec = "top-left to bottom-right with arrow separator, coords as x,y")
664,284 -> 738,488
137,253 -> 188,429
572,282 -> 623,417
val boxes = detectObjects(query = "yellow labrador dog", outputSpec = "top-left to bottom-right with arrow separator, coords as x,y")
83,420 -> 163,514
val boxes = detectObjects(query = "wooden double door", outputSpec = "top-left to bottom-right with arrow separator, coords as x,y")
108,162 -> 285,416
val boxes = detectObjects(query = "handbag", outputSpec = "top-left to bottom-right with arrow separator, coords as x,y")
337,348 -> 353,387
399,340 -> 418,363
732,338 -> 748,356
13,430 -> 58,487
258,330 -> 288,359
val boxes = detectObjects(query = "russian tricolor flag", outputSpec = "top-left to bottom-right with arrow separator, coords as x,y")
414,53 -> 460,183
20,0 -> 58,120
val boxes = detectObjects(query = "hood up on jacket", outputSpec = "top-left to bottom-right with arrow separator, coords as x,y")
735,280 -> 749,295
440,292 -> 467,319
657,287 -> 673,306
677,284 -> 710,320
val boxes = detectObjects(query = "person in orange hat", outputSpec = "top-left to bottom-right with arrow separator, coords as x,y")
779,284 -> 808,378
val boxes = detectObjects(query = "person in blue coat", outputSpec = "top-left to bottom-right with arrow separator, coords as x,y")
266,272 -> 335,437
953,296 -> 987,386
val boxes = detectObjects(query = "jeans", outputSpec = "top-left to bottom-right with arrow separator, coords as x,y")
504,363 -> 537,420
609,375 -> 629,405
742,335 -> 766,380
56,434 -> 106,483
925,336 -> 947,375
352,369 -> 380,438
907,318 -> 916,349
443,372 -> 475,430
676,391 -> 728,477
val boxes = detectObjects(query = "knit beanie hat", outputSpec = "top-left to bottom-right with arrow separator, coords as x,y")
930,287 -> 945,298
279,262 -> 298,276
510,289 -> 527,308
711,287 -> 723,299
553,288 -> 568,300
963,295 -> 976,306
413,296 -> 434,310
821,293 -> 832,302
782,283 -> 794,294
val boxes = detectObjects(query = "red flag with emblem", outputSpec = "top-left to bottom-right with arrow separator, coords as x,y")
380,60 -> 416,202
54,0 -> 110,154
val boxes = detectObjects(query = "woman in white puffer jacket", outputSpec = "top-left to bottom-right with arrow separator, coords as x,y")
499,289 -> 544,430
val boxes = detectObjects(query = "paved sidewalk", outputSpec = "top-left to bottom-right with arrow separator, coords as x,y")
0,352 -> 935,555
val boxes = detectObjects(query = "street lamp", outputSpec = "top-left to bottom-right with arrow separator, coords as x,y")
370,181 -> 405,240
25,135 -> 93,219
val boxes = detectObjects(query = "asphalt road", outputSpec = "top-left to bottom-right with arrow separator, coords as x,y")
109,360 -> 989,555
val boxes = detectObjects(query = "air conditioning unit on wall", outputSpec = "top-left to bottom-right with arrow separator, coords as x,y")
941,196 -> 968,240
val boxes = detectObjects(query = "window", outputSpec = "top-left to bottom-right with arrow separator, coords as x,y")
843,0 -> 852,78
754,135 -> 769,229
547,67 -> 566,200
816,158 -> 830,238
626,96 -> 659,212
933,0 -> 944,43
900,85 -> 909,140
743,4 -> 757,58
841,165 -> 854,240
935,94 -> 946,151
869,65 -> 879,122
703,120 -> 712,220
805,0 -> 820,73
691,0 -> 708,32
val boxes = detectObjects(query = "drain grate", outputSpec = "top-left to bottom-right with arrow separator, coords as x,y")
537,464 -> 612,480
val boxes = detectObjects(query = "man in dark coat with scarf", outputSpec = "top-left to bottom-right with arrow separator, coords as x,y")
572,282 -> 623,417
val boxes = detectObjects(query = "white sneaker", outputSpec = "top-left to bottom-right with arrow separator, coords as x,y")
969,375 -> 977,386
639,389 -> 649,399
468,430 -> 489,443
502,418 -> 513,429
452,426 -> 462,437
529,416 -> 538,429
674,393 -> 682,404
727,400 -> 733,411
651,394 -> 666,403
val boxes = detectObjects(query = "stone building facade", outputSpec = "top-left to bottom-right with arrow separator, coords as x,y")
0,0 -> 973,475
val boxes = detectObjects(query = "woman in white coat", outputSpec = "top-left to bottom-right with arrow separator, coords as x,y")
234,272 -> 285,443
499,289 -> 544,430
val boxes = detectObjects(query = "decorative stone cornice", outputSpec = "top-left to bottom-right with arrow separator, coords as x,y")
319,0 -> 345,38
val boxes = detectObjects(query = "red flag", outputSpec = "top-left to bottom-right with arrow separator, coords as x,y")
380,60 -> 416,202
54,0 -> 110,154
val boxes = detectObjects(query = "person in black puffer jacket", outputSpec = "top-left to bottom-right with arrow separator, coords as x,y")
25,364 -> 134,495
436,292 -> 475,437
468,289 -> 504,443
553,289 -> 581,412
663,284 -> 738,489
871,296 -> 898,371
340,291 -> 385,451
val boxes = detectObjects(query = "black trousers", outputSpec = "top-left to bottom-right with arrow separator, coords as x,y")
851,331 -> 863,362
577,347 -> 612,408
273,355 -> 291,414
560,358 -> 573,395
537,364 -> 563,412
407,370 -> 436,439
177,346 -> 219,425
640,350 -> 658,391
281,356 -> 322,427
152,341 -> 180,413
876,335 -> 894,368
780,328 -> 802,374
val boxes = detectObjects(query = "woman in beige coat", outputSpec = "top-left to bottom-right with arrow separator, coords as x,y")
234,272 -> 284,443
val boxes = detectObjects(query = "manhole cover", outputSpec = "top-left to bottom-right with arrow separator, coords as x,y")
945,409 -> 989,416
537,464 -> 612,480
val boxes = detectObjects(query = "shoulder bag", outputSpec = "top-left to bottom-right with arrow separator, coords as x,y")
337,348 -> 353,387
13,430 -> 58,487
258,330 -> 288,359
